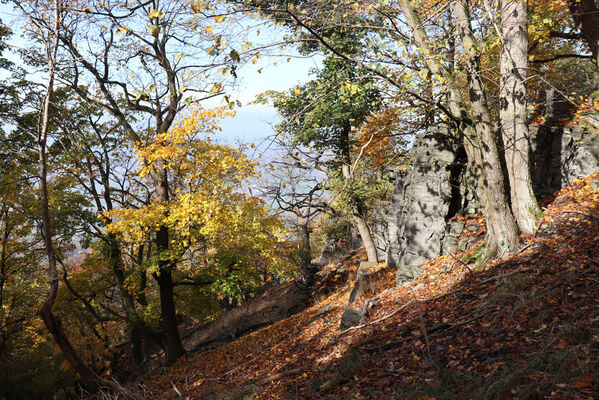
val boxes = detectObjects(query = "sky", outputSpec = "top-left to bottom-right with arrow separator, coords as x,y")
0,2 -> 321,147
209,54 -> 322,146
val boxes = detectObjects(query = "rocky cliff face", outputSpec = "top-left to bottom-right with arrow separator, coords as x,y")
380,117 -> 599,282
380,129 -> 466,282
531,123 -> 599,196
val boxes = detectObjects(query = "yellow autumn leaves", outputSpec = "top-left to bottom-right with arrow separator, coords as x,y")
104,106 -> 294,277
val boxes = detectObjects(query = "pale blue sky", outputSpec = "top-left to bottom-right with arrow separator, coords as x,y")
0,3 -> 320,146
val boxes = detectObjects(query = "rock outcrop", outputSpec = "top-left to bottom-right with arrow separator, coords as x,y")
380,113 -> 599,282
384,129 -> 467,283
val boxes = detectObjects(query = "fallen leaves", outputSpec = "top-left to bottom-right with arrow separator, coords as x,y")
138,172 -> 599,399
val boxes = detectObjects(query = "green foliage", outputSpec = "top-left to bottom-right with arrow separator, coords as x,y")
268,57 -> 382,162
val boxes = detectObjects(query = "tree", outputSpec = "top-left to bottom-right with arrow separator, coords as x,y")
500,0 -> 541,235
49,86 -> 164,364
567,0 -> 599,88
267,57 -> 385,263
55,0 -> 252,363
103,105 -> 293,339
396,0 -> 519,257
264,136 -> 327,284
22,0 -> 104,389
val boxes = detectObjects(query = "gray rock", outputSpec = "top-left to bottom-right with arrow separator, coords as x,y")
340,308 -> 365,331
374,95 -> 599,285
386,128 -> 465,282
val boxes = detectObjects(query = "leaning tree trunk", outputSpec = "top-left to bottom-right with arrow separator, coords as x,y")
453,0 -> 519,256
399,0 -> 518,259
341,164 -> 379,263
500,0 -> 541,235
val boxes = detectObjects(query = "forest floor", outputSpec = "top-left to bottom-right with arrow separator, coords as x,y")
135,172 -> 599,399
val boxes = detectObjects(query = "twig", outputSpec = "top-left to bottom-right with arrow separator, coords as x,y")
563,209 -> 599,221
447,252 -> 473,276
257,368 -> 301,385
411,288 -> 431,361
170,381 -> 182,399
340,288 -> 464,334
363,306 -> 493,353
340,299 -> 416,334
515,243 -> 534,255
532,217 -> 545,238
363,322 -> 449,353
477,267 -> 533,285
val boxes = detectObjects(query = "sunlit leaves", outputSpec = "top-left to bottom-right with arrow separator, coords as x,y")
104,106 -> 294,296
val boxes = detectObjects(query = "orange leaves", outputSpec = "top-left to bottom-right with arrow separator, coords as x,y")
139,173 -> 599,399
352,106 -> 405,167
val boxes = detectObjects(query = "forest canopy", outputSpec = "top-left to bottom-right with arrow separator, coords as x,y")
1,0 -> 598,398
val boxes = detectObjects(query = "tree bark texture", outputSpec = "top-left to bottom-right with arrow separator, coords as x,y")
453,0 -> 519,256
500,0 -> 541,235
399,0 -> 518,258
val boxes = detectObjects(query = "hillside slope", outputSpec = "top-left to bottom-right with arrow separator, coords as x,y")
138,173 -> 599,400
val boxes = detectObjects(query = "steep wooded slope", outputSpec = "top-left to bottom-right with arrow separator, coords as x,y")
138,173 -> 599,400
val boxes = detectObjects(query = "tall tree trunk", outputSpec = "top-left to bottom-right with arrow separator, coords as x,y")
500,0 -> 541,235
567,0 -> 599,89
399,0 -> 518,259
154,167 -> 185,363
453,0 -> 519,256
35,0 -> 102,390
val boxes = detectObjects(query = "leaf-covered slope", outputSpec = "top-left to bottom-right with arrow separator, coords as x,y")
141,173 -> 599,400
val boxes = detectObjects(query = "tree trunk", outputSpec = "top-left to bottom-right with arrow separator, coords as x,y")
341,164 -> 379,263
130,325 -> 143,366
500,0 -> 541,235
567,0 -> 599,89
154,166 -> 185,363
35,0 -> 104,391
156,265 -> 185,364
298,214 -> 313,284
399,0 -> 518,258
453,0 -> 519,256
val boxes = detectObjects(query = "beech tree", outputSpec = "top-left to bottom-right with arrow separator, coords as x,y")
54,0 -> 253,363
500,0 -> 541,235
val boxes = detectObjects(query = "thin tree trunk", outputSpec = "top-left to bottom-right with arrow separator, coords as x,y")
35,0 -> 102,390
298,213 -> 313,283
500,0 -> 540,235
341,164 -> 379,263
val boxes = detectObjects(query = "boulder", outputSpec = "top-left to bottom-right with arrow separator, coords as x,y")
381,104 -> 599,284
340,308 -> 365,331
